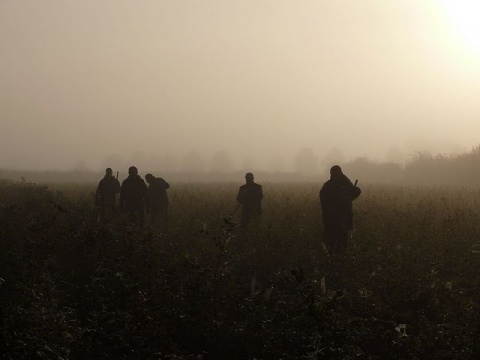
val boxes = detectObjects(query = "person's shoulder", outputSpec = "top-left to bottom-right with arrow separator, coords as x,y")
159,178 -> 170,188
320,180 -> 334,193
254,183 -> 262,188
321,179 -> 331,188
122,177 -> 137,186
336,174 -> 353,186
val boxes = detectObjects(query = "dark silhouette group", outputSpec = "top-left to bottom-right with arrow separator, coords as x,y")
96,166 -> 170,228
96,165 -> 361,254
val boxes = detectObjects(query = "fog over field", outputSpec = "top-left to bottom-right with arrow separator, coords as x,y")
1,0 -> 480,172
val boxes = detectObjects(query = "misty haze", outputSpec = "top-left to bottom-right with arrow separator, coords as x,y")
2,2 -> 480,359
1,0 -> 480,173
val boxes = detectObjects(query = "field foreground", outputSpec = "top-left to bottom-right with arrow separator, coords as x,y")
1,180 -> 480,359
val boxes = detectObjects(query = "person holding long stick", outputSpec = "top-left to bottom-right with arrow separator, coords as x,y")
319,165 -> 361,255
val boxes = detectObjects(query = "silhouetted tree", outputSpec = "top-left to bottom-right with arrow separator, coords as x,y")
102,154 -> 125,171
241,157 -> 257,172
294,147 -> 317,174
385,146 -> 405,164
403,147 -> 480,186
321,147 -> 345,172
182,151 -> 206,173
162,154 -> 178,173
268,155 -> 285,173
403,152 -> 450,185
128,151 -> 149,171
147,155 -> 163,172
344,157 -> 403,183
210,150 -> 233,173
73,160 -> 88,172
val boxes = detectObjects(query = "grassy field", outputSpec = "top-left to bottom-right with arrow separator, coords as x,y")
1,179 -> 480,359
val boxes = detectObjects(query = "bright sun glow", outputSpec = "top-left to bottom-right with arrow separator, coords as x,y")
440,0 -> 480,56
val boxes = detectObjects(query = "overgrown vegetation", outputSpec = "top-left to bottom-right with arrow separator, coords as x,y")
1,179 -> 480,359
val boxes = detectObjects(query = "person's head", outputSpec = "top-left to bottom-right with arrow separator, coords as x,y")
105,168 -> 113,176
330,165 -> 343,180
145,173 -> 154,184
245,172 -> 254,184
128,166 -> 138,176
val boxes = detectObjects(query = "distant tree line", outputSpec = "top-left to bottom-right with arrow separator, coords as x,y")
342,145 -> 480,186
1,146 -> 480,185
101,150 -> 233,174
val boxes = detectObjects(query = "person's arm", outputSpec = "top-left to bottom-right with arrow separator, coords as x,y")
95,180 -> 102,205
319,185 -> 330,219
319,186 -> 325,209
236,187 -> 244,204
351,186 -> 361,201
160,178 -> 170,190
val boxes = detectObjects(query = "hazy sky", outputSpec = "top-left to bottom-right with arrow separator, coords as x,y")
1,0 -> 480,170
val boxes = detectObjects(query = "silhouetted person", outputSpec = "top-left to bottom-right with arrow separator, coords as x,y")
95,168 -> 120,222
319,165 -> 361,255
145,173 -> 170,229
237,172 -> 263,227
120,166 -> 148,225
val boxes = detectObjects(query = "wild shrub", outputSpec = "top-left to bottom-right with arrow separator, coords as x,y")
1,181 -> 479,359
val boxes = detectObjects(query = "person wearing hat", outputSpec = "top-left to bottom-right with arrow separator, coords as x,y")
319,165 -> 361,255
236,172 -> 263,227
120,166 -> 148,225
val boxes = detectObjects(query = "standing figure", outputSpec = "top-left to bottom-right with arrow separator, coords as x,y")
145,173 -> 170,229
236,172 -> 263,227
319,165 -> 361,255
120,166 -> 148,225
95,168 -> 120,222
